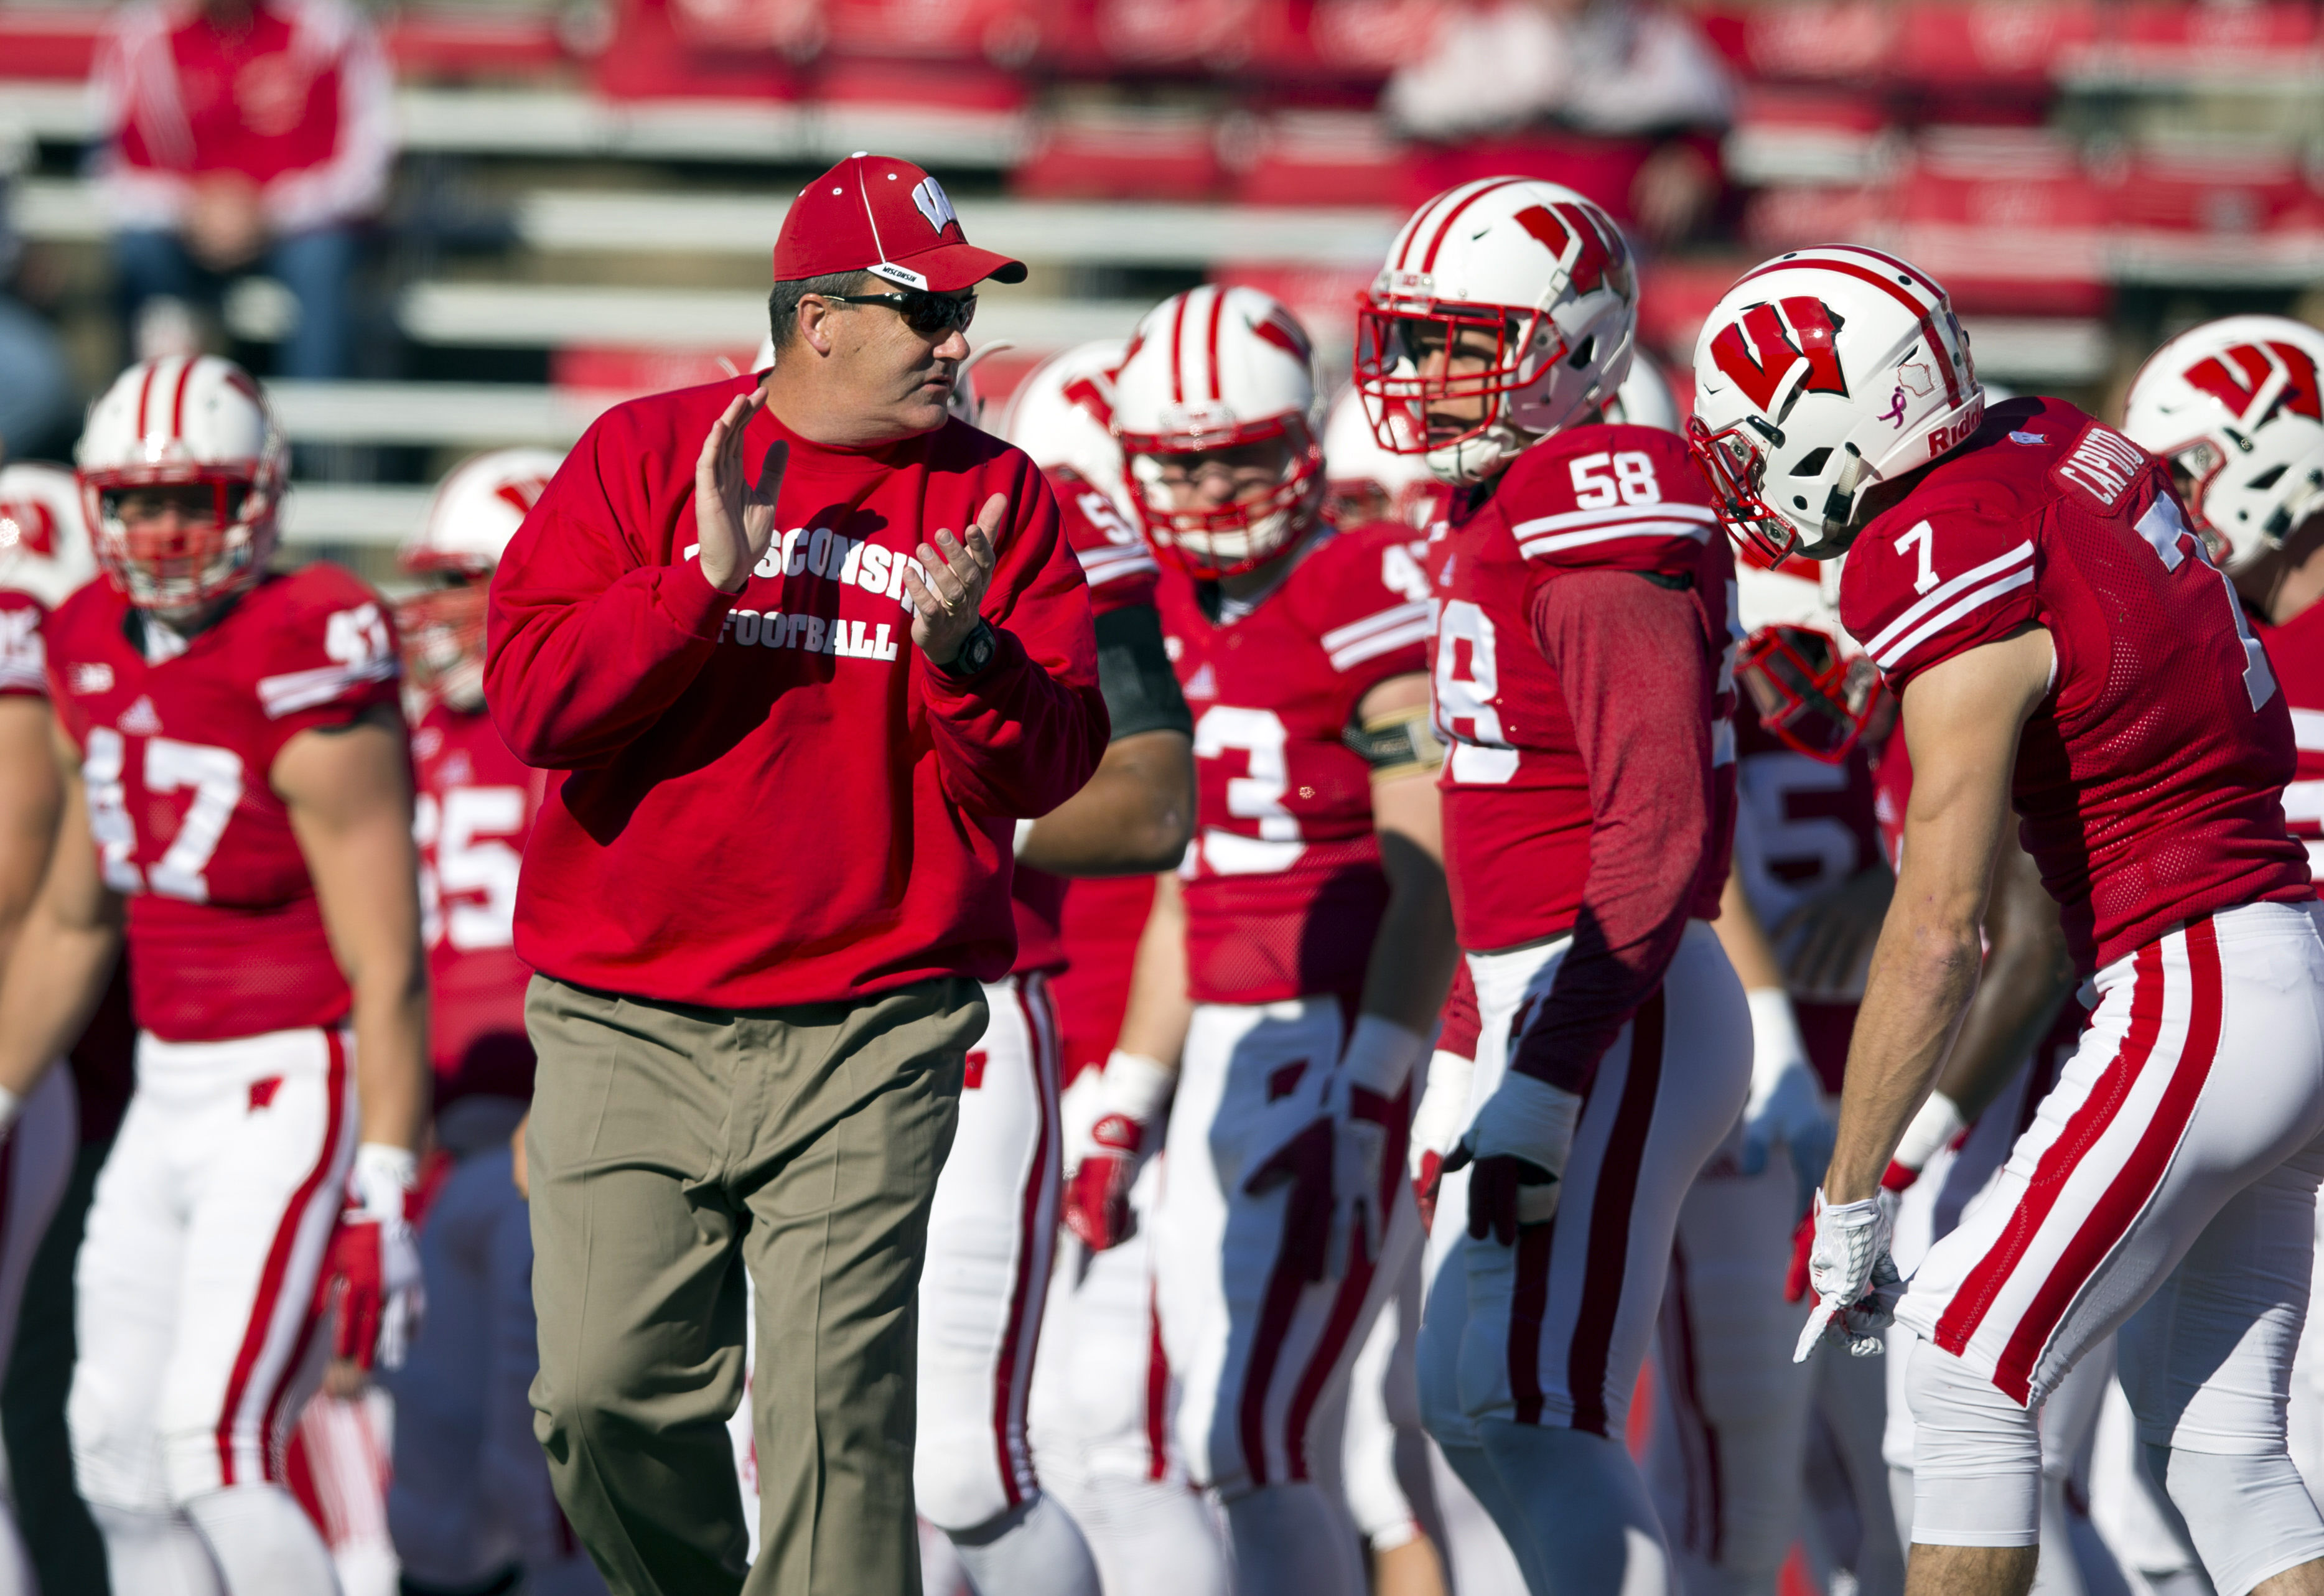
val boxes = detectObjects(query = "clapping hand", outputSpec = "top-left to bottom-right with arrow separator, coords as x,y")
694,388 -> 786,593
902,493 -> 1004,668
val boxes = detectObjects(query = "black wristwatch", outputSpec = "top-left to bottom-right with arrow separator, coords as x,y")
935,618 -> 997,679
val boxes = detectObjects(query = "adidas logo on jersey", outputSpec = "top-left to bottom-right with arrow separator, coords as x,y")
118,695 -> 161,734
70,663 -> 114,695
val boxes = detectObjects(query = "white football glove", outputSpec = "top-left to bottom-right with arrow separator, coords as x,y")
328,1143 -> 426,1371
1739,989 -> 1834,1217
1063,1051 -> 1172,1251
1409,1047 -> 1475,1232
1460,1071 -> 1583,1244
1792,1189 -> 1902,1361
1328,1017 -> 1424,1272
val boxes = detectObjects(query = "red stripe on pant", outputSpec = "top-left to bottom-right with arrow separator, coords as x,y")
1566,992 -> 1666,1435
990,975 -> 1060,1510
218,1030 -> 350,1485
1933,938 -> 2173,1373
1147,1289 -> 1171,1482
1987,920 -> 2224,1402
1281,1081 -> 1413,1477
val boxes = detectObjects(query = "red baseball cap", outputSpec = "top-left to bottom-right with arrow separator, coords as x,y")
773,154 -> 1027,294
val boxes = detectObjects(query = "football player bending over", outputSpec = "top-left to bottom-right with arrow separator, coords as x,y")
1696,248 -> 2324,1596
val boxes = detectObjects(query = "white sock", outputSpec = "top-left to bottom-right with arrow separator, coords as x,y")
182,1485 -> 340,1595
1048,1474 -> 1228,1596
948,1492 -> 1101,1596
1220,1482 -> 1365,1596
1478,1421 -> 1671,1596
89,1502 -> 224,1596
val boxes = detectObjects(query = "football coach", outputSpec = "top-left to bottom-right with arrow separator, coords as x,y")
483,153 -> 1108,1596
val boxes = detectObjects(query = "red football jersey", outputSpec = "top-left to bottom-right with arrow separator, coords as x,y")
2257,600 -> 2324,892
1157,521 -> 1434,1007
1014,467 -> 1163,979
1427,422 -> 1738,954
1732,692 -> 1882,1090
413,699 -> 548,1105
1839,397 -> 2310,973
45,566 -> 404,1043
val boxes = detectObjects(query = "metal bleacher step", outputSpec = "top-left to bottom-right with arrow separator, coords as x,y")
279,482 -> 434,547
396,282 -> 1147,352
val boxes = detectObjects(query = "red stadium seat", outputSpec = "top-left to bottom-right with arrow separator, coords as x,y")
595,0 -> 806,100
819,0 -> 1044,65
1696,2 -> 1899,86
0,8 -> 104,80
385,13 -> 569,81
1014,103 -> 1225,200
1890,131 -> 2110,315
1229,111 -> 1416,208
1888,1 -> 2097,91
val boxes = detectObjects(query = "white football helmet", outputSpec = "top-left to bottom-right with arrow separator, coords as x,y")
1322,384 -> 1443,529
1113,286 -> 1324,576
0,462 -> 98,610
399,447 -> 562,711
1002,338 -> 1132,516
1601,349 -> 1679,432
1356,177 -> 1638,486
2122,315 -> 2324,568
1689,245 -> 1983,564
77,355 -> 288,613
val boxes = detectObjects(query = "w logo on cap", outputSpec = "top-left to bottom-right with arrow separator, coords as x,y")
912,177 -> 959,237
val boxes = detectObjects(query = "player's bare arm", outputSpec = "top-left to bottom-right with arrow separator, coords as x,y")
0,726 -> 124,1100
1926,831 -> 2074,1125
1116,869 -> 1194,1075
1015,727 -> 1193,875
1824,626 -> 2053,1206
1713,871 -> 1786,991
0,698 -> 63,976
278,702 -> 430,1154
1353,671 -> 1457,1034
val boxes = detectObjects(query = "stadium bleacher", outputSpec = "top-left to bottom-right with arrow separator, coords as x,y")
4,0 -> 2323,567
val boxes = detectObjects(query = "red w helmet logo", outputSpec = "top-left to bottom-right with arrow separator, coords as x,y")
2184,341 -> 2324,427
492,476 -> 551,516
1062,373 -> 1116,427
0,500 -> 57,558
1710,299 -> 1849,413
1512,202 -> 1628,298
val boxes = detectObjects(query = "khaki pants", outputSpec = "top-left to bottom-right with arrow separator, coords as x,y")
524,973 -> 984,1596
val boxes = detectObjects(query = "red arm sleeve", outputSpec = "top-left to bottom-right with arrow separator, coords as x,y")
920,465 -> 1110,816
1513,569 -> 1712,1093
482,414 -> 739,770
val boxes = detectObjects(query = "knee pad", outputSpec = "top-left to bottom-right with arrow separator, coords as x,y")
2152,1445 -> 2324,1595
1905,1340 -> 2040,1547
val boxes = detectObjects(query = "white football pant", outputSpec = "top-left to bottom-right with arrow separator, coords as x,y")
1646,1123 -> 1815,1596
0,1068 -> 76,1596
387,1121 -> 603,1595
70,1026 -> 355,1595
1898,903 -> 2324,1592
1419,923 -> 1751,1592
1151,996 -> 1421,1596
1029,1156 -> 1230,1596
1342,1250 -> 1432,1557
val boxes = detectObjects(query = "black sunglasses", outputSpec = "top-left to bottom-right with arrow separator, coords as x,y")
823,289 -> 978,338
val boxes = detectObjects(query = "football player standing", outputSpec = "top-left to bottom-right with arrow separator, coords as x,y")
1084,284 -> 1456,1596
0,355 -> 430,1595
1360,178 -> 1750,1595
1696,248 -> 2324,1596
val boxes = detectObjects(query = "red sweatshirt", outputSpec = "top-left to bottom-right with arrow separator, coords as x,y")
485,376 -> 1108,1009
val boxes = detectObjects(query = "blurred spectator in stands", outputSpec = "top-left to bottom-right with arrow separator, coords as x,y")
1383,0 -> 1732,243
92,0 -> 393,379
0,126 -> 78,462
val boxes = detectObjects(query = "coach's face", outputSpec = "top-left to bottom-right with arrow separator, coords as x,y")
812,291 -> 974,441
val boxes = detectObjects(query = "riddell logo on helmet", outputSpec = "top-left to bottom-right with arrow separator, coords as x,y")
2183,342 -> 2324,427
1926,402 -> 1986,460
1710,299 -> 1849,413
